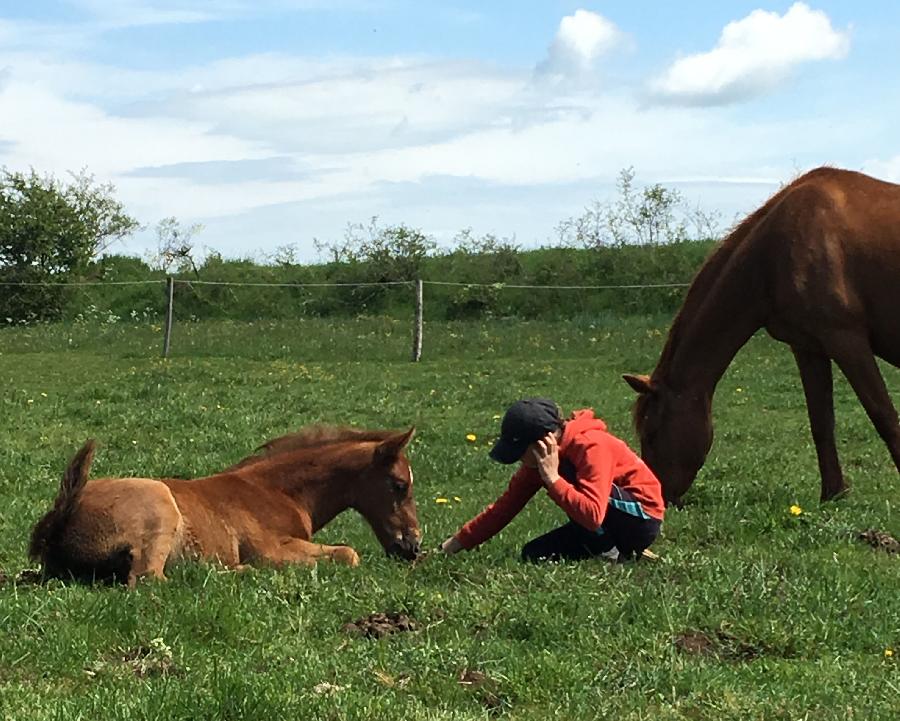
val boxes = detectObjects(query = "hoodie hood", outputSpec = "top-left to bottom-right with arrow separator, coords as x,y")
560,409 -> 608,454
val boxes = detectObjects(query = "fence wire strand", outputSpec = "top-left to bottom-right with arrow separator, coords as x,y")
0,279 -> 688,290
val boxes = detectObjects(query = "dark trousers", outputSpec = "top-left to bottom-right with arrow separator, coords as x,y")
521,507 -> 661,563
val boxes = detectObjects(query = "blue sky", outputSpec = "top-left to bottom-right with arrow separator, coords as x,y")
1,1 -> 898,261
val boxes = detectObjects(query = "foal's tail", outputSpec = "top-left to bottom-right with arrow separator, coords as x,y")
27,441 -> 133,584
28,440 -> 97,563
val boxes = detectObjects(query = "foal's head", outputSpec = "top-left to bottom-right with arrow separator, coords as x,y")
353,427 -> 421,560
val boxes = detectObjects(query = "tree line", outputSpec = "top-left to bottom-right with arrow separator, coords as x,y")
1,167 -> 722,324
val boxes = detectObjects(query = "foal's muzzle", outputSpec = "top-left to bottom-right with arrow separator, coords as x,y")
386,533 -> 421,561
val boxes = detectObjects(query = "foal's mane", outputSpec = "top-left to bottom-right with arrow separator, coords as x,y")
227,426 -> 398,471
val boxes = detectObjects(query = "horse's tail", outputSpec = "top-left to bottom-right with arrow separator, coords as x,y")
28,441 -> 133,584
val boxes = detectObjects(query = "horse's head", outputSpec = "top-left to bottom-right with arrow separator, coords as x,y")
623,374 -> 712,506
355,427 -> 421,560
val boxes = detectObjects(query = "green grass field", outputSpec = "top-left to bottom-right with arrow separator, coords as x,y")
0,317 -> 897,720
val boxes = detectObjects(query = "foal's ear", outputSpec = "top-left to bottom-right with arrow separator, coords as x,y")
623,373 -> 654,394
374,427 -> 416,464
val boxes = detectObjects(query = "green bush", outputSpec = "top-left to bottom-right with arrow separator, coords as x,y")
52,237 -> 719,324
1,167 -> 724,324
0,169 -> 138,323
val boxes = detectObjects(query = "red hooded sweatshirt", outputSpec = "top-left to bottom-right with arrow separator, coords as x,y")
455,410 -> 664,550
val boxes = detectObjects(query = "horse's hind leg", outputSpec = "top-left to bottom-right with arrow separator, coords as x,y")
792,347 -> 847,501
827,334 -> 900,485
258,537 -> 360,568
126,487 -> 184,587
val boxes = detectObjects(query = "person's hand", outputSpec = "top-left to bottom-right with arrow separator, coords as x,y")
440,536 -> 463,555
533,432 -> 560,487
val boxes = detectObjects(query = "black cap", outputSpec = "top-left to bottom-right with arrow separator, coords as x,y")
489,398 -> 562,464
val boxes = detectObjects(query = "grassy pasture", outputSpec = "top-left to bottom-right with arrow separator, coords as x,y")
0,317 -> 897,720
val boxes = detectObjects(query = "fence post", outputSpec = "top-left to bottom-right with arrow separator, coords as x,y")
162,277 -> 174,358
412,279 -> 423,362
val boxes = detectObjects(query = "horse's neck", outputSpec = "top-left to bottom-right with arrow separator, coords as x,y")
261,462 -> 354,534
656,241 -> 766,394
305,482 -> 351,534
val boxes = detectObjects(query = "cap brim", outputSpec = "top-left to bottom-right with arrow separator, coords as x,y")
489,437 -> 528,464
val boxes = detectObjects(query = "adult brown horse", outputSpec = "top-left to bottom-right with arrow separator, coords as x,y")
624,167 -> 900,506
29,426 -> 420,585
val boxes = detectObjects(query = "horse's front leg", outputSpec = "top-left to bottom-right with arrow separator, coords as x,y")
792,346 -> 847,501
259,537 -> 360,568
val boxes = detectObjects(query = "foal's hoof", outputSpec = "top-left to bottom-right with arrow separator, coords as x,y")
331,547 -> 360,567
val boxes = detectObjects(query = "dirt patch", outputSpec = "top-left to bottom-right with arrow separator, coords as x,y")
458,669 -> 510,714
86,638 -> 180,679
341,612 -> 418,639
858,529 -> 900,554
674,630 -> 766,662
674,631 -> 716,657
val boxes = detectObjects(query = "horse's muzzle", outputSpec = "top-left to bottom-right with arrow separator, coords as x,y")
386,534 -> 421,561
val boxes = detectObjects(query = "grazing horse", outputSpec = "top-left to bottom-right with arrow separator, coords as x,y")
624,167 -> 900,506
29,426 -> 420,585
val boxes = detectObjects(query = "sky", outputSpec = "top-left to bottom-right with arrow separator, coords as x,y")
0,1 -> 898,262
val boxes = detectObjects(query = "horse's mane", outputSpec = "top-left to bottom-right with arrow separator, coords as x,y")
227,425 -> 397,471
650,170 -> 825,380
635,168 -> 832,432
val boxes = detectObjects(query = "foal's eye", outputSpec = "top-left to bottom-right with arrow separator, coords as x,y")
393,480 -> 409,494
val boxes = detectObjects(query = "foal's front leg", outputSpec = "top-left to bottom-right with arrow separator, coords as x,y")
260,537 -> 360,567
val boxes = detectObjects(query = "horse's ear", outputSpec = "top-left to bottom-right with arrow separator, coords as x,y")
374,427 -> 416,464
399,426 -> 416,447
623,374 -> 654,395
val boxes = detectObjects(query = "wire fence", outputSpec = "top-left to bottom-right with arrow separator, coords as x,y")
1,277 -> 690,361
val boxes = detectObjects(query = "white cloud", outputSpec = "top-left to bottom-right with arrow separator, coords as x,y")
0,79 -> 270,179
0,6 -> 875,258
0,45 -> 857,234
651,2 -> 850,106
536,9 -> 624,78
164,57 -> 529,154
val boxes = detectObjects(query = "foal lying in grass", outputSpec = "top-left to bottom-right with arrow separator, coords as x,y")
29,426 -> 420,586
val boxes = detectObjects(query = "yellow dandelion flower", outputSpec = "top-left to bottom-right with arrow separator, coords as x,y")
453,496 -> 462,502
466,434 -> 477,443
885,648 -> 894,658
492,414 -> 502,420
40,392 -> 47,398
435,497 -> 449,504
789,505 -> 803,516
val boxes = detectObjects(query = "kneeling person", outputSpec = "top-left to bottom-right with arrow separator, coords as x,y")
441,398 -> 664,562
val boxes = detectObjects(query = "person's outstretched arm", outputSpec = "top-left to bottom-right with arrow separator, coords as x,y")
441,466 -> 542,553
